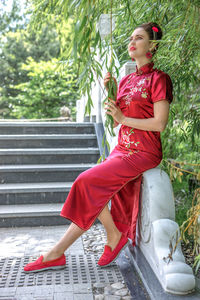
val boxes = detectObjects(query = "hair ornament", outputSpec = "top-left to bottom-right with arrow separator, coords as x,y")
152,26 -> 159,32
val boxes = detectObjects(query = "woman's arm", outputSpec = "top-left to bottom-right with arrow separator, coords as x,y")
106,99 -> 170,132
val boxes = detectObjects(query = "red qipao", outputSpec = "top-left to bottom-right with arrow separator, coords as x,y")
60,62 -> 173,246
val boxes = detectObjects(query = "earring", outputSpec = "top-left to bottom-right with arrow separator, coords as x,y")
146,51 -> 152,59
131,58 -> 135,61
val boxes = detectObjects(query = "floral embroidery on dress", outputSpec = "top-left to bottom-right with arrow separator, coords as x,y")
136,79 -> 149,98
141,88 -> 148,98
122,150 -> 140,160
123,94 -> 132,105
137,79 -> 146,86
123,76 -> 150,103
141,94 -> 147,98
121,128 -> 140,148
130,87 -> 136,95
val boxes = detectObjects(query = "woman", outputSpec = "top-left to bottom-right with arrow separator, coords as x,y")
24,22 -> 173,272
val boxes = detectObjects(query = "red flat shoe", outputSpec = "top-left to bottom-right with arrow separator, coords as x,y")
24,254 -> 66,273
98,233 -> 129,267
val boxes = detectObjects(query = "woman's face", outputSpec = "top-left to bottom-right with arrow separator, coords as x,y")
128,27 -> 151,60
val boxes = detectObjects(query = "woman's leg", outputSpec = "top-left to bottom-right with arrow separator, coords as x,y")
97,204 -> 122,251
42,222 -> 85,262
43,203 -> 121,262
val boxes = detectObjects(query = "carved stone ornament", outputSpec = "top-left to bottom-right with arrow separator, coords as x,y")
137,168 -> 196,295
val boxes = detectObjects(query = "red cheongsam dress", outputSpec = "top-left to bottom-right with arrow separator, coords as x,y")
60,61 -> 173,246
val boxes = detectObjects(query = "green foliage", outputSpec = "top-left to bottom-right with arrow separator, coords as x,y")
29,0 -> 200,153
7,58 -> 79,120
193,254 -> 200,275
30,0 -> 105,103
0,23 -> 61,118
0,0 -> 25,34
171,177 -> 193,226
0,4 -> 81,120
105,57 -> 118,137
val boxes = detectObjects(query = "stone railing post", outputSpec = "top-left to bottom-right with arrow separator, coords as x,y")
136,168 -> 196,294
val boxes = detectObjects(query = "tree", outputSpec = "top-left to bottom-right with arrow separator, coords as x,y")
0,23 -> 61,118
8,58 -> 79,120
0,0 -> 27,34
29,0 -> 200,159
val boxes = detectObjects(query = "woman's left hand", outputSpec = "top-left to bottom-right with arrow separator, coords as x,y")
105,98 -> 125,124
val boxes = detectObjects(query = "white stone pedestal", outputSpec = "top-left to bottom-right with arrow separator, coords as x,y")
136,168 -> 196,295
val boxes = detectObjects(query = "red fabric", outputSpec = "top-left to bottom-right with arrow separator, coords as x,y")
111,174 -> 143,245
60,62 -> 173,246
116,61 -> 173,160
60,148 -> 161,246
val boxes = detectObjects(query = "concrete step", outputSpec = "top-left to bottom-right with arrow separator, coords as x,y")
0,121 -> 101,228
0,134 -> 97,148
0,182 -> 72,205
0,148 -> 100,165
0,122 -> 95,135
0,163 -> 95,184
0,203 -> 70,227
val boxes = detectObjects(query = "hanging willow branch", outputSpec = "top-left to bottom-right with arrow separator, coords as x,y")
103,0 -> 117,137
29,0 -> 200,159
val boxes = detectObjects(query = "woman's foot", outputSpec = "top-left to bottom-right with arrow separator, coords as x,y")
106,231 -> 122,251
24,253 -> 66,273
42,250 -> 64,262
98,232 -> 129,267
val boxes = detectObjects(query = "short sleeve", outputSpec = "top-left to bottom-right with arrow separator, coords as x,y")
151,72 -> 173,104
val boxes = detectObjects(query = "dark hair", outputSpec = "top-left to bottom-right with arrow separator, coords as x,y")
136,22 -> 162,56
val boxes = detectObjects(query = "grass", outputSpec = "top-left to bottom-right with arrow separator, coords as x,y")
171,175 -> 200,277
172,177 -> 194,226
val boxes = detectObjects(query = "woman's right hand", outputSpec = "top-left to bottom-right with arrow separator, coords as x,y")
103,72 -> 117,92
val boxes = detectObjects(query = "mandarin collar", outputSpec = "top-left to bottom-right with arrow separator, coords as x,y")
135,62 -> 154,76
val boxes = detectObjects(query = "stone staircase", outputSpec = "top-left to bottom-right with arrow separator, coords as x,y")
0,122 -> 100,227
